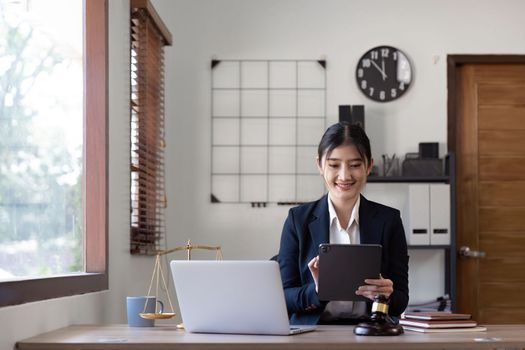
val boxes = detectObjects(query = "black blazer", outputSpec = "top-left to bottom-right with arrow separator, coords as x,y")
278,194 -> 409,325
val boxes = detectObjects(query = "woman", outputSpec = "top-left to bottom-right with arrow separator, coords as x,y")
278,121 -> 409,325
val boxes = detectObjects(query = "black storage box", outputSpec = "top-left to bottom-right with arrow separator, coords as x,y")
419,142 -> 439,159
402,158 -> 443,177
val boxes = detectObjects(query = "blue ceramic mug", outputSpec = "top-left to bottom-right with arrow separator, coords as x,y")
126,296 -> 163,327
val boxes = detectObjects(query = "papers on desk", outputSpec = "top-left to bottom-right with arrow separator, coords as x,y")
402,312 -> 471,320
401,312 -> 485,333
402,326 -> 487,333
400,319 -> 478,328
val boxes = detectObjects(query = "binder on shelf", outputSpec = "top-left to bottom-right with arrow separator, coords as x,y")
430,184 -> 450,245
405,184 -> 430,245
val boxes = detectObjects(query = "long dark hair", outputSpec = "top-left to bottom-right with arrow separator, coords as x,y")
317,122 -> 371,166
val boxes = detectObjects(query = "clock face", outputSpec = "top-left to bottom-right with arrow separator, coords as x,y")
355,46 -> 412,102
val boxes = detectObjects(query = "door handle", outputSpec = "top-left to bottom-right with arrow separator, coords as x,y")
458,246 -> 486,258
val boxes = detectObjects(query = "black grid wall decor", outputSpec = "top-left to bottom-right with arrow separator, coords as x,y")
210,59 -> 327,206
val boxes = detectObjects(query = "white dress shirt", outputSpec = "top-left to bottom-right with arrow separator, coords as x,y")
320,195 -> 367,321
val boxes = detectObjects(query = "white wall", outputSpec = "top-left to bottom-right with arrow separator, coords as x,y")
2,1 -> 525,348
153,0 -> 525,304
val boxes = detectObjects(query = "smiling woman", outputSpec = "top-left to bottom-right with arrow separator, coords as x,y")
0,0 -> 108,306
277,121 -> 409,325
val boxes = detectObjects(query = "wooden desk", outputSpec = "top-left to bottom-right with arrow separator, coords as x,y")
16,324 -> 525,350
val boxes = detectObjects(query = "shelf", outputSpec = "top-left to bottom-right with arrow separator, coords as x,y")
368,176 -> 450,183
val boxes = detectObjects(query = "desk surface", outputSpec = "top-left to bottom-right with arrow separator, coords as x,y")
16,324 -> 525,350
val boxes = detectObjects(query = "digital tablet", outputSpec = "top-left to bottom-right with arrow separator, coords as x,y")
317,244 -> 382,302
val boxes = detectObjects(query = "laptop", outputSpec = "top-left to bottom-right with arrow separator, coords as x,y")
170,260 -> 316,335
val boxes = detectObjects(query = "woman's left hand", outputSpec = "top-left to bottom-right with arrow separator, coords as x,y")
355,274 -> 393,300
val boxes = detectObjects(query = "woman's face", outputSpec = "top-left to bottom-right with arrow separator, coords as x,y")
317,144 -> 373,205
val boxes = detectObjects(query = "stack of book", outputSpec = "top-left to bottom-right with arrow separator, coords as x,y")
400,312 -> 487,333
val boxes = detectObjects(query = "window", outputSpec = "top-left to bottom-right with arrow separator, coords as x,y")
0,0 -> 107,306
130,0 -> 171,255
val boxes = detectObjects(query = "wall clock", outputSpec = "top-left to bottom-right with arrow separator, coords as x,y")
355,46 -> 412,102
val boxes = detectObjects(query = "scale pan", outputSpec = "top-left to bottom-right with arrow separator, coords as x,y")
139,312 -> 176,320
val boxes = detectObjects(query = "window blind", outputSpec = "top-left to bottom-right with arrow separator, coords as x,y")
130,0 -> 172,255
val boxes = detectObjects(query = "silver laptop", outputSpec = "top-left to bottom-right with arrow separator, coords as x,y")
170,260 -> 316,335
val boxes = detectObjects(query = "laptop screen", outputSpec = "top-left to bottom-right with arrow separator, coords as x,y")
171,260 -> 297,335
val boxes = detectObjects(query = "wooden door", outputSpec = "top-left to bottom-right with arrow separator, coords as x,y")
455,62 -> 525,323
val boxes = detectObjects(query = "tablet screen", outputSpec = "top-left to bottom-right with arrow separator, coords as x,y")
317,244 -> 382,302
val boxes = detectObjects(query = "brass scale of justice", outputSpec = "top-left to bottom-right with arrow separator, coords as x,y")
139,240 -> 223,324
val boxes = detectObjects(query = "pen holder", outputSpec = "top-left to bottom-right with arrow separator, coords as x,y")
354,295 -> 404,336
382,155 -> 399,177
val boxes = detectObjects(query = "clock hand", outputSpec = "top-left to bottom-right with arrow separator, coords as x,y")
371,60 -> 387,81
381,59 -> 388,80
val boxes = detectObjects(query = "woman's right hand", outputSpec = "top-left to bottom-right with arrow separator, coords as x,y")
308,255 -> 320,293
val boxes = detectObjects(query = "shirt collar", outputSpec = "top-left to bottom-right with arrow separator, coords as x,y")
327,195 -> 360,231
